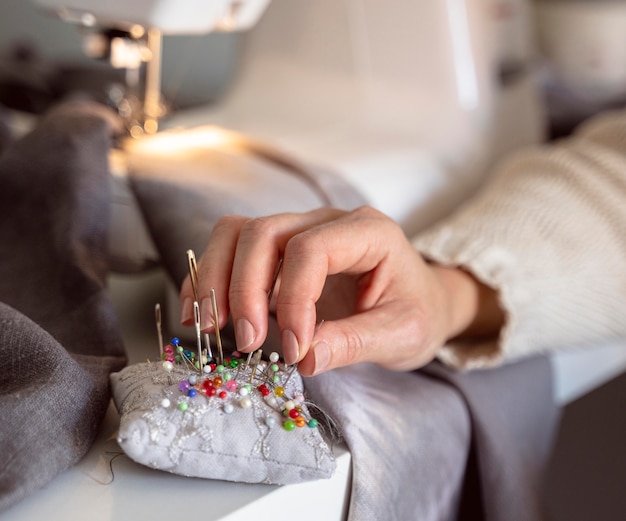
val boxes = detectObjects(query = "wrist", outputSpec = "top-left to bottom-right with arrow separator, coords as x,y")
431,264 -> 504,341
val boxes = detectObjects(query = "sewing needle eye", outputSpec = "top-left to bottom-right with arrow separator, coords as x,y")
267,257 -> 283,304
193,301 -> 203,373
186,249 -> 199,302
186,249 -> 213,361
210,288 -> 224,365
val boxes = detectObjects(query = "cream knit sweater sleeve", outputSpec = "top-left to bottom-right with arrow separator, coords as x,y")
413,109 -> 626,370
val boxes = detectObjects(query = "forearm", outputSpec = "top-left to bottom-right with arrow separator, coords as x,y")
414,109 -> 626,369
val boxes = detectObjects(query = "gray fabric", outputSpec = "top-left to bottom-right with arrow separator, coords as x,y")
302,357 -> 558,521
130,143 -> 559,520
305,364 -> 471,521
422,357 -> 558,521
0,102 -> 127,511
128,141 -> 367,288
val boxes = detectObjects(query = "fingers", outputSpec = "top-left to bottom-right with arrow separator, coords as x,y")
178,205 -> 445,375
228,208 -> 345,355
196,215 -> 248,332
181,208 -> 346,351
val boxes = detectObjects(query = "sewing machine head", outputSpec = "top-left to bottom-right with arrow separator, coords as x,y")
33,0 -> 271,135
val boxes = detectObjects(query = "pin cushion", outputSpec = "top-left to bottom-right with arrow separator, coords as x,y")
110,346 -> 337,484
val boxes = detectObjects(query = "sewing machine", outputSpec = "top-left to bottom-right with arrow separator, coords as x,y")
5,0 -> 626,519
34,0 -> 271,135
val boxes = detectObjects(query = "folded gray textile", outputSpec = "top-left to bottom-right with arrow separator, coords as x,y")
0,102 -> 127,511
130,141 -> 559,520
128,138 -> 367,288
305,363 -> 471,521
421,357 -> 558,521
303,356 -> 557,521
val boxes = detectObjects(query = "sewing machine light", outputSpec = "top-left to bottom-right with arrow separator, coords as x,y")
109,36 -> 149,69
123,126 -> 241,157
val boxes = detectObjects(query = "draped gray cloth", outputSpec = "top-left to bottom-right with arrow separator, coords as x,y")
0,102 -> 127,511
291,355 -> 557,521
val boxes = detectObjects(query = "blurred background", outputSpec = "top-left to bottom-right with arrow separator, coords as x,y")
1,1 -> 625,519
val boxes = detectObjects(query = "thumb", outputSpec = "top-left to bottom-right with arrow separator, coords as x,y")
298,302 -> 424,376
296,318 -> 365,377
297,301 -> 434,376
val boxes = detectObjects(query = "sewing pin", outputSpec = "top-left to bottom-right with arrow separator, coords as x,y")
210,288 -> 224,365
267,257 -> 283,304
283,363 -> 298,388
186,249 -> 200,301
248,349 -> 263,384
155,303 -> 164,359
187,249 -> 214,361
314,319 -> 325,338
193,301 -> 203,373
202,330 -> 213,364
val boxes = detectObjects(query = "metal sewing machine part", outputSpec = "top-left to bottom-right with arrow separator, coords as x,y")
34,0 -> 271,135
30,0 -> 274,273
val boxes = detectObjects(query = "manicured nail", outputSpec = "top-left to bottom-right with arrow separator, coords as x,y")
282,329 -> 300,365
180,297 -> 193,324
200,298 -> 214,330
236,318 -> 256,350
311,341 -> 331,375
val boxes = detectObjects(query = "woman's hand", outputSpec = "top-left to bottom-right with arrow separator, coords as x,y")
180,206 -> 502,376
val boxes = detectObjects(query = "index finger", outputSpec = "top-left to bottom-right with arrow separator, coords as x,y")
227,208 -> 346,355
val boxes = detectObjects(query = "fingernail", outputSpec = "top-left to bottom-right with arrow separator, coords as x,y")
311,341 -> 331,375
201,298 -> 214,330
236,318 -> 256,350
180,297 -> 193,324
282,329 -> 300,365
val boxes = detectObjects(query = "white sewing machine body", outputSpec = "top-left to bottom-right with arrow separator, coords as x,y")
35,0 -> 271,33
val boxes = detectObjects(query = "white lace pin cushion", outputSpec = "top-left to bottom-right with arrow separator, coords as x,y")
110,359 -> 337,484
